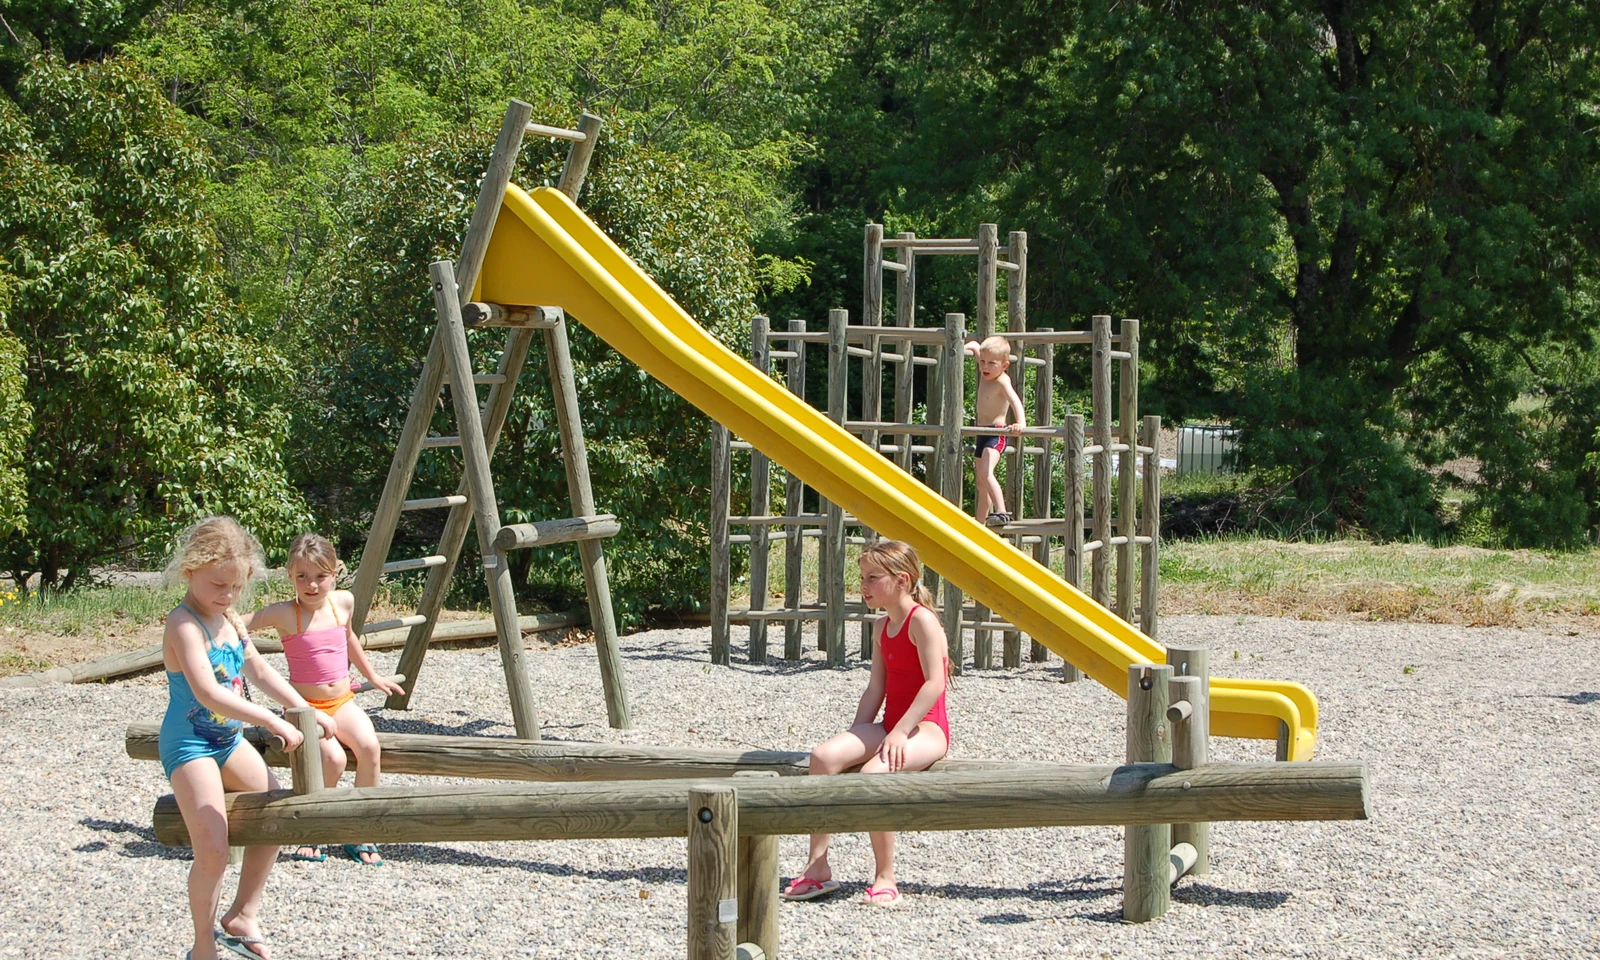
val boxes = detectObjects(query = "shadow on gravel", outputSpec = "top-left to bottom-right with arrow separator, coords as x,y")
370,715 -> 512,737
80,817 -> 184,860
1173,883 -> 1292,909
376,843 -> 685,883
1553,692 -> 1600,705
907,875 -> 1119,905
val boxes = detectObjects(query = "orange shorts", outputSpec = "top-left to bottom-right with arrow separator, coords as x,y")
305,689 -> 355,715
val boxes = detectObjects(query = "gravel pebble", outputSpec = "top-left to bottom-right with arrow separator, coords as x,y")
2,615 -> 1598,958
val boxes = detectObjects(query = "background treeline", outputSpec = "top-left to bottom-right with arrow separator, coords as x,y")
0,1 -> 1596,617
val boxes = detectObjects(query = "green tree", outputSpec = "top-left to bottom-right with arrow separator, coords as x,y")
0,55 -> 308,592
0,277 -> 28,535
779,0 -> 1600,544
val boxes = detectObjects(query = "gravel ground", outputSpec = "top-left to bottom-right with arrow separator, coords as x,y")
2,615 -> 1598,959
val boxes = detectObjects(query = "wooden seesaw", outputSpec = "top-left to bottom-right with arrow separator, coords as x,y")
129,654 -> 1369,959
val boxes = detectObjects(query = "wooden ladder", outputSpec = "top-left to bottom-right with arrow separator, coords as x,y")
349,101 -> 631,739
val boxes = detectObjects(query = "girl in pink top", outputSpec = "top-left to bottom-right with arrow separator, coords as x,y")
781,540 -> 950,907
248,534 -> 402,864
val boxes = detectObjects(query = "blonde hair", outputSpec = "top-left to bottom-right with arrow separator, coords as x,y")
978,335 -> 1012,360
164,516 -> 265,642
859,540 -> 935,609
285,532 -> 345,579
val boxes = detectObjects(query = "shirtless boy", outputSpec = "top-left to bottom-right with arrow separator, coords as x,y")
963,335 -> 1026,527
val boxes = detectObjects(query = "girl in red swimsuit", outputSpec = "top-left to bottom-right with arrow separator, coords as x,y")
781,540 -> 950,907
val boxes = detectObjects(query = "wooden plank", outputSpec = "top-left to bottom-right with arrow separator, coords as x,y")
432,260 -> 540,739
382,555 -> 446,573
893,232 -> 916,477
461,303 -> 562,328
940,314 -> 967,670
1124,663 -> 1173,922
151,760 -> 1372,847
977,223 -> 998,338
860,227 -> 885,659
496,515 -> 619,550
748,316 -> 772,664
544,317 -> 632,728
127,722 -> 1051,781
1117,319 -> 1140,622
526,121 -> 587,141
783,319 -> 807,661
556,113 -> 603,200
1141,414 -> 1162,640
689,786 -> 738,960
712,422 -> 732,666
1166,647 -> 1210,877
734,772 -> 780,960
824,308 -> 848,665
1091,316 -> 1113,609
287,707 -> 324,795
1030,323 -> 1052,664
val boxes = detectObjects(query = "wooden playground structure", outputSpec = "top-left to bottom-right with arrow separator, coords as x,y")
132,642 -> 1370,956
131,103 -> 1366,959
710,229 -> 1160,676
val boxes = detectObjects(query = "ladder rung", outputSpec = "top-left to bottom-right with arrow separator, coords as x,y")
422,435 -> 461,448
362,616 -> 427,633
402,495 -> 469,511
442,374 -> 507,386
496,514 -> 621,551
383,555 -> 448,573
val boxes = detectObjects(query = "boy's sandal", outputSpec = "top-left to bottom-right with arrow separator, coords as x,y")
780,877 -> 841,901
863,885 -> 903,907
217,932 -> 269,959
343,842 -> 384,866
287,844 -> 325,862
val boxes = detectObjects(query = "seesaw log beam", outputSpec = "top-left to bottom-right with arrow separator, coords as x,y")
153,761 -> 1369,847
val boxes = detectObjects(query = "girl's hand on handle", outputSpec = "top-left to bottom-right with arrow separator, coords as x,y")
315,711 -> 338,740
269,717 -> 303,753
878,729 -> 909,772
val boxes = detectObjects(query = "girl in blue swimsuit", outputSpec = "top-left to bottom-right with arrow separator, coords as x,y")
160,516 -> 331,960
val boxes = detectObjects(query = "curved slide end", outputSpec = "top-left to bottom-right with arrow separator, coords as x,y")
475,183 -> 1323,761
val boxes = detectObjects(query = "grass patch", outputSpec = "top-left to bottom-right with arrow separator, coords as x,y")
1159,537 -> 1600,626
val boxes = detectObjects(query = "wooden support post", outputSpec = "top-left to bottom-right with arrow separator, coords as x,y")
1167,645 -> 1210,877
1030,329 -> 1054,664
1142,414 -> 1162,640
287,707 -> 324,796
893,233 -> 916,476
748,316 -> 772,663
783,319 -> 807,661
688,785 -> 739,960
556,113 -> 603,201
1001,230 -> 1027,669
1091,315 -> 1113,609
1062,413 -> 1085,682
711,422 -> 732,666
940,314 -> 967,671
430,260 -> 540,739
734,772 -> 779,960
860,229 -> 884,658
976,224 -> 998,338
1117,319 -> 1140,622
1124,663 -> 1173,922
824,308 -> 848,665
545,316 -> 631,728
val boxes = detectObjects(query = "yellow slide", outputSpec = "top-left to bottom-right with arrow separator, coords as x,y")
476,185 -> 1319,760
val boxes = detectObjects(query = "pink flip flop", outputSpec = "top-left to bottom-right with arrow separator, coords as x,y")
781,876 -> 842,901
863,885 -> 902,907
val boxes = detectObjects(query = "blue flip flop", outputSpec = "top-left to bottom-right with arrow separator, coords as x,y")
217,931 -> 267,959
343,842 -> 384,865
286,844 -> 325,862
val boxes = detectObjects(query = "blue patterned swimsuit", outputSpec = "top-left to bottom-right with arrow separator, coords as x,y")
158,604 -> 247,778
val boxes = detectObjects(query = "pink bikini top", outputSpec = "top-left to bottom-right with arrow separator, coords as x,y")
280,600 -> 350,685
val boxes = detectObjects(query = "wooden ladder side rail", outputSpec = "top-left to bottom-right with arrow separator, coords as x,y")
352,100 -> 535,634
151,759 -> 1372,847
